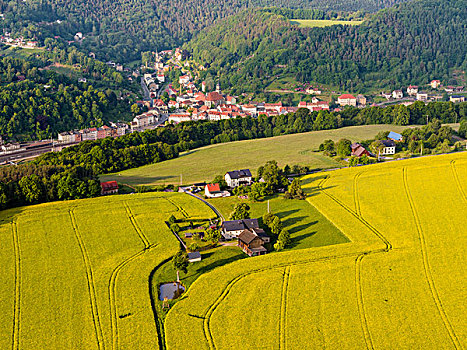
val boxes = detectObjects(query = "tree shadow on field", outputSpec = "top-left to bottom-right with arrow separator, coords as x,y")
289,231 -> 318,248
275,209 -> 300,218
182,252 -> 246,280
281,215 -> 308,227
289,221 -> 318,234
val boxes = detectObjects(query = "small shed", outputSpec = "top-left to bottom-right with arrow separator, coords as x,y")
187,252 -> 201,263
185,232 -> 193,238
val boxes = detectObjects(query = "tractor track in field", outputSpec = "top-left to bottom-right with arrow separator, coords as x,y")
108,243 -> 159,350
69,209 -> 105,350
110,202 -> 159,350
279,266 -> 291,350
355,254 -> 375,350
202,250 -> 377,350
321,173 -> 392,350
11,220 -> 21,350
164,197 -> 189,218
353,172 -> 363,217
450,160 -> 467,203
123,202 -> 151,248
402,167 -> 462,349
202,174 -> 393,350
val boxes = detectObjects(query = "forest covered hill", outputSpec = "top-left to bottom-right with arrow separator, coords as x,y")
0,53 -> 131,141
0,0 -> 408,63
186,0 -> 467,93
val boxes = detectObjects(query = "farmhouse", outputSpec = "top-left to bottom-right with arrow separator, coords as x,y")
225,169 -> 253,188
351,143 -> 371,157
392,90 -> 403,99
187,252 -> 202,263
101,181 -> 118,195
238,230 -> 267,257
337,94 -> 357,106
378,140 -> 396,155
407,85 -> 419,96
222,218 -> 266,240
416,92 -> 428,101
204,183 -> 230,198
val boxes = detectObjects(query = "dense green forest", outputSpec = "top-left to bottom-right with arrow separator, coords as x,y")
187,0 -> 467,93
0,55 -> 131,141
0,0 -> 408,63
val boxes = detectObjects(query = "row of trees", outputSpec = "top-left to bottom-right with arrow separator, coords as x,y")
0,164 -> 100,209
262,212 -> 291,251
3,103 -> 465,210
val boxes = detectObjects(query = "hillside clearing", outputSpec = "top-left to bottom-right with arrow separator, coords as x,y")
290,19 -> 364,27
208,194 -> 349,250
101,124 -> 410,187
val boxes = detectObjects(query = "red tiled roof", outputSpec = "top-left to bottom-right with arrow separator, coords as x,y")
206,183 -> 221,192
339,94 -> 356,99
206,92 -> 223,101
101,181 -> 118,190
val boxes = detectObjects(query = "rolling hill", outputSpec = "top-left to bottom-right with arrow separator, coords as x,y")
1,0 -> 409,63
187,0 -> 467,93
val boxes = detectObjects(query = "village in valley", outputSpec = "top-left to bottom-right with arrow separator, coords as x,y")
1,44 -> 465,163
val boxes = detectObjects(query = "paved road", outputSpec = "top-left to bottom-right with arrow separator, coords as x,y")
140,77 -> 151,103
184,191 -> 225,221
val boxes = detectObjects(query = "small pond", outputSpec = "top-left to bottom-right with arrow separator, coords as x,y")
159,282 -> 185,301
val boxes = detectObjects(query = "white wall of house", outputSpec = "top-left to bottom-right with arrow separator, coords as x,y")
225,174 -> 252,187
382,146 -> 396,155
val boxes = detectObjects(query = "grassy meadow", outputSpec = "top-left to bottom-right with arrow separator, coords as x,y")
164,151 -> 467,349
290,19 -> 363,28
0,192 -> 216,350
209,194 -> 348,250
101,125 -> 410,187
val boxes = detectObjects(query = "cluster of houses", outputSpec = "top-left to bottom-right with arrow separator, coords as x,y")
57,122 -> 128,143
0,34 -> 38,48
337,94 -> 367,107
382,81 -> 465,103
351,131 -> 402,158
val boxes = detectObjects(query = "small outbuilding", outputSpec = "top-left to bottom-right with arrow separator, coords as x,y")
187,251 -> 202,263
238,230 -> 267,257
388,131 -> 403,142
100,181 -> 118,195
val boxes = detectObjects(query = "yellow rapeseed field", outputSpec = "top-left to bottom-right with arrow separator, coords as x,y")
0,192 -> 215,350
165,152 -> 467,349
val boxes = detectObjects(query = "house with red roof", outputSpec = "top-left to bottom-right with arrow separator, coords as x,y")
351,143 -> 372,157
101,181 -> 118,195
205,91 -> 225,108
205,183 -> 230,198
337,94 -> 357,106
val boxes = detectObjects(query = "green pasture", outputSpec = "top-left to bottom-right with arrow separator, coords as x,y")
209,194 -> 348,250
290,19 -> 364,28
101,124 -> 410,186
